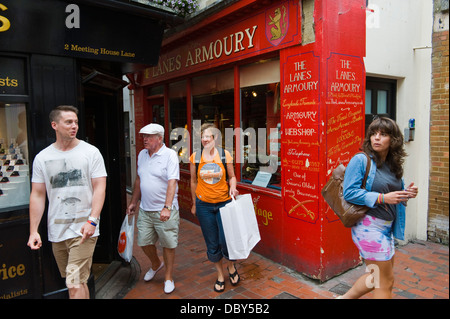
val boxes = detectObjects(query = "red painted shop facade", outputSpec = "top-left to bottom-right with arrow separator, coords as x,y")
131,0 -> 366,281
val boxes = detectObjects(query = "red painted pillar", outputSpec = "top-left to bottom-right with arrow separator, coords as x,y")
280,0 -> 366,280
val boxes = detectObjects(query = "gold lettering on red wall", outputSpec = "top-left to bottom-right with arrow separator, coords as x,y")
281,51 -> 321,223
324,53 -> 365,222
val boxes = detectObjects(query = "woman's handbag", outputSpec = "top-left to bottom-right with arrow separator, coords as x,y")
321,152 -> 371,227
219,194 -> 261,260
118,214 -> 135,262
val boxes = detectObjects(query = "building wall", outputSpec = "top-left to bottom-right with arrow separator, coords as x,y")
429,0 -> 449,244
365,0 -> 434,241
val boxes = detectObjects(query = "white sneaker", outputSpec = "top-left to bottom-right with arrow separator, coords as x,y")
164,280 -> 175,294
144,262 -> 164,282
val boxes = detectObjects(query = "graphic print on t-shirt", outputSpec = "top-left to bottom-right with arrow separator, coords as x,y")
199,163 -> 223,184
44,158 -> 89,227
45,159 -> 87,189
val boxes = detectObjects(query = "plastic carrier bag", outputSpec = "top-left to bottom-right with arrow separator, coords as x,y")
118,215 -> 135,262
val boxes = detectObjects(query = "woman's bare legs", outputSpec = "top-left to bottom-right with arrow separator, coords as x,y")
341,257 -> 395,299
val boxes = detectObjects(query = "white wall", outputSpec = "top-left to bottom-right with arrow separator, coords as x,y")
365,0 -> 433,241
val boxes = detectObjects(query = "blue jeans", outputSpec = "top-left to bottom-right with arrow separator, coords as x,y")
195,197 -> 232,263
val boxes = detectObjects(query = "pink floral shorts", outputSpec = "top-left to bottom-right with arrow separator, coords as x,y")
351,215 -> 395,261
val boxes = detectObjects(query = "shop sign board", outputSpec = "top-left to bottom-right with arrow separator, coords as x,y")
0,56 -> 26,95
323,53 -> 365,223
281,51 -> 321,224
142,0 -> 301,85
0,220 -> 35,299
0,0 -> 164,66
281,51 -> 365,225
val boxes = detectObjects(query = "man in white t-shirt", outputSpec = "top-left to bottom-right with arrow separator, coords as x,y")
27,105 -> 107,299
126,123 -> 180,294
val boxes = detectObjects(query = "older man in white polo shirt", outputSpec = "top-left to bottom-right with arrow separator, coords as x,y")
126,123 -> 180,294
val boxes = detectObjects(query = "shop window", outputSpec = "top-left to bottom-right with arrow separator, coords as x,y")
192,70 -> 234,155
147,85 -> 164,125
0,102 -> 30,212
240,59 -> 281,190
365,77 -> 396,131
169,80 -> 189,170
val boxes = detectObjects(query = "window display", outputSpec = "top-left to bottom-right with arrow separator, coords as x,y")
240,59 -> 281,190
241,83 -> 281,189
192,69 -> 235,154
158,60 -> 282,190
0,102 -> 30,212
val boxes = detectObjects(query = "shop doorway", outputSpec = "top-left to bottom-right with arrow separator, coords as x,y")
82,71 -> 128,263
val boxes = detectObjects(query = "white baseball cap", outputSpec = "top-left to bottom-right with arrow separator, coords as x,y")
139,123 -> 164,135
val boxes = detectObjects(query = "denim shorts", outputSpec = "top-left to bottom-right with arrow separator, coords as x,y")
195,197 -> 232,263
137,208 -> 180,249
351,215 -> 395,261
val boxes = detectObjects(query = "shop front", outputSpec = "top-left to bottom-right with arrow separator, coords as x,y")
132,0 -> 366,281
0,0 -> 178,298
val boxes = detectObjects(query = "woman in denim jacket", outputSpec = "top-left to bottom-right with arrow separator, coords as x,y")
340,117 -> 418,299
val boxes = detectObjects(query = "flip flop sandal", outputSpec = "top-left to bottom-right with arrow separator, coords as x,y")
214,280 -> 225,292
228,265 -> 240,286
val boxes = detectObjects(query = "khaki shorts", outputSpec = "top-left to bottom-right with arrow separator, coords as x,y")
137,208 -> 180,249
52,236 -> 97,287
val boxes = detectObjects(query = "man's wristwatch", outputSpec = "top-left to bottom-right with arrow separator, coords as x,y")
163,205 -> 172,210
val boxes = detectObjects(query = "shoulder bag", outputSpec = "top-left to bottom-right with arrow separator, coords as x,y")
321,152 -> 371,227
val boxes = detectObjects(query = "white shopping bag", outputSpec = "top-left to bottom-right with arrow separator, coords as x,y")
219,194 -> 261,260
118,214 -> 135,262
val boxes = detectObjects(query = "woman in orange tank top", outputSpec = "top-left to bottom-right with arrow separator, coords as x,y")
189,123 -> 240,293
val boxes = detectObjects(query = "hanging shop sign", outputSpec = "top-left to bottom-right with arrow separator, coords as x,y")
142,0 -> 301,85
0,0 -> 164,67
